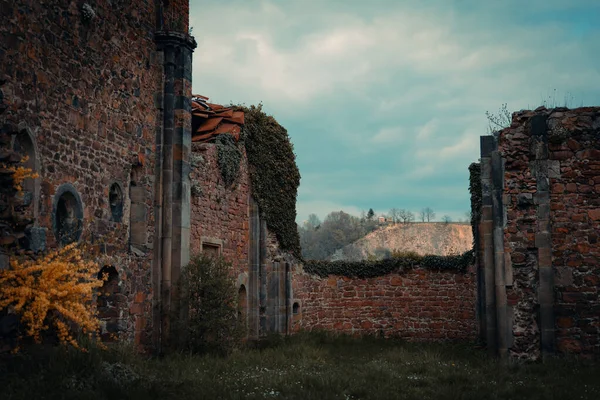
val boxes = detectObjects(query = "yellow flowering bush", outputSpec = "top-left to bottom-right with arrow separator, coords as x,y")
0,243 -> 106,351
1,155 -> 39,192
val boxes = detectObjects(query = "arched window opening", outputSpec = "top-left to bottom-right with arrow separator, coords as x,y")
109,183 -> 123,222
12,130 -> 37,196
293,302 -> 300,315
238,285 -> 248,324
53,185 -> 83,246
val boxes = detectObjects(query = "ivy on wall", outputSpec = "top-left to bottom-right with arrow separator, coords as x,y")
468,162 -> 481,250
216,134 -> 241,188
304,250 -> 474,278
233,104 -> 302,258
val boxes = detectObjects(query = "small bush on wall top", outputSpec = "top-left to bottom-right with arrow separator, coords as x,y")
233,103 -> 301,258
304,250 -> 474,278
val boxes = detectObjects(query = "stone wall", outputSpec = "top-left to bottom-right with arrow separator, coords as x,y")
189,142 -> 250,278
291,266 -> 477,340
480,106 -> 600,360
1,0 -> 193,350
189,143 -> 301,338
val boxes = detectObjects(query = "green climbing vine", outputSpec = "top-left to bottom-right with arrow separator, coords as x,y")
304,250 -> 474,278
216,133 -> 241,187
233,103 -> 301,258
468,162 -> 481,250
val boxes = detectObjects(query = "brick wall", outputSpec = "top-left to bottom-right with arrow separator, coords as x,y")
0,0 -> 190,349
498,107 -> 600,358
292,266 -> 477,340
189,142 -> 250,279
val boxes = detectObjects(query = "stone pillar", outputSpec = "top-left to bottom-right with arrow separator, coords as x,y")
529,114 -> 555,358
170,35 -> 194,297
259,218 -> 268,335
491,150 -> 508,360
154,31 -> 196,351
480,135 -> 497,355
248,198 -> 261,339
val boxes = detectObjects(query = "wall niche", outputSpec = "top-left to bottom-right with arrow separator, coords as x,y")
109,182 -> 124,222
52,183 -> 83,246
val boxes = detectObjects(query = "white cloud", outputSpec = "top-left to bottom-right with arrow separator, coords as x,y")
372,126 -> 405,144
416,119 -> 438,141
190,1 -> 600,219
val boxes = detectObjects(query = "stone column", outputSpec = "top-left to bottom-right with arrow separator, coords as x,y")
480,135 -> 497,355
154,31 -> 196,351
491,150 -> 508,360
259,218 -> 268,335
529,114 -> 555,357
248,198 -> 261,339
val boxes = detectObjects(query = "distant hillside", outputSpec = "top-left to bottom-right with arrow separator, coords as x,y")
330,223 -> 473,261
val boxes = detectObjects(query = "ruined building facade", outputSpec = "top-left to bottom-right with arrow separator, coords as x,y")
2,2 -> 599,361
1,0 -> 195,350
476,107 -> 600,360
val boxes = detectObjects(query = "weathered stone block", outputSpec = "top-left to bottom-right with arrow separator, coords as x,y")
517,193 -> 533,208
535,233 -> 552,249
480,136 -> 497,157
529,114 -> 548,137
548,160 -> 561,179
25,226 -> 46,252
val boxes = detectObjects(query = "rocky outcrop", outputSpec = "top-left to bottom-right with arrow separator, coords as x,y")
331,223 -> 473,261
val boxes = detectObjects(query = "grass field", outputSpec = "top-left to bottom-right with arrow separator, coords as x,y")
1,333 -> 599,400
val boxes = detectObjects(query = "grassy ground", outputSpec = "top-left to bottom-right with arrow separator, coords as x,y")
1,333 -> 599,400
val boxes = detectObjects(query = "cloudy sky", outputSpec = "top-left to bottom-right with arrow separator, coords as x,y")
190,0 -> 600,223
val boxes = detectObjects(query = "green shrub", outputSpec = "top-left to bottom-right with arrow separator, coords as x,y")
304,250 -> 474,278
173,254 -> 245,356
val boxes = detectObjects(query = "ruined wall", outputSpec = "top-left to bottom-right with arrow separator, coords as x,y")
497,107 -> 600,359
189,142 -> 250,278
292,267 -> 477,340
189,143 -> 298,338
0,0 -> 188,348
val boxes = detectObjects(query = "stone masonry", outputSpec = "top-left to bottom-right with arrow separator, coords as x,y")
477,107 -> 600,360
1,0 -> 196,352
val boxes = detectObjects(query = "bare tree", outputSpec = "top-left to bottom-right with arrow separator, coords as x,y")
421,207 -> 435,222
485,103 -> 511,134
442,215 -> 452,224
398,209 -> 414,224
388,208 -> 400,224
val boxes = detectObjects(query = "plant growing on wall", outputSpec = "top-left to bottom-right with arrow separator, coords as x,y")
468,163 -> 481,250
233,103 -> 302,258
485,103 -> 512,134
216,133 -> 241,187
304,250 -> 474,278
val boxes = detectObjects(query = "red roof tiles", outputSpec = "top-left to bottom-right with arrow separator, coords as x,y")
191,95 -> 245,144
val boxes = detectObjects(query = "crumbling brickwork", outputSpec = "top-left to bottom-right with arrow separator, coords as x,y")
480,106 -> 600,360
292,266 -> 477,340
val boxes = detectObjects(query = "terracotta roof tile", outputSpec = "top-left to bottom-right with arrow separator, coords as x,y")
196,116 -> 223,133
224,111 -> 244,125
191,95 -> 245,144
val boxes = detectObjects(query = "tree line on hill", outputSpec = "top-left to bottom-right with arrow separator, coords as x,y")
298,208 -> 471,260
